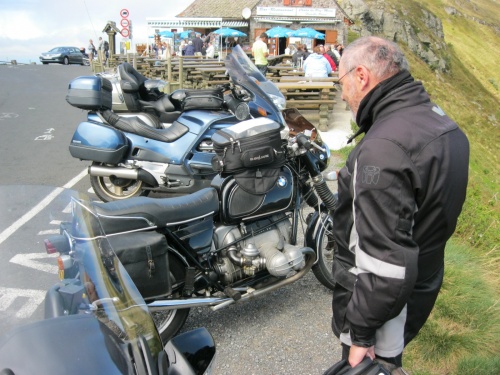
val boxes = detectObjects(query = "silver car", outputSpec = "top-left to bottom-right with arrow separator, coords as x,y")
39,46 -> 85,65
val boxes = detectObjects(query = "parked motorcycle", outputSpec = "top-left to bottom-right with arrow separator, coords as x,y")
66,45 -> 287,202
0,186 -> 216,374
46,109 -> 338,343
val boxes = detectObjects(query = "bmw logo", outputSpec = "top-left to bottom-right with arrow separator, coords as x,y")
277,175 -> 288,187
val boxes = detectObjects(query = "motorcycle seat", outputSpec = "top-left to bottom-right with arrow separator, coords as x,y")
93,187 -> 219,231
101,110 -> 188,143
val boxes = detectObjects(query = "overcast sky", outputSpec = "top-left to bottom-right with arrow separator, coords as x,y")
0,0 -> 196,63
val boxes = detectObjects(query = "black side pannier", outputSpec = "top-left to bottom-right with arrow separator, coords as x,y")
182,88 -> 224,111
211,118 -> 285,174
109,231 -> 171,300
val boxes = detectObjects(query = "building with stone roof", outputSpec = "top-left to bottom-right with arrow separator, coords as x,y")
147,0 -> 353,55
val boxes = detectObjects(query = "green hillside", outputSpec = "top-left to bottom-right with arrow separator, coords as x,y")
340,0 -> 499,373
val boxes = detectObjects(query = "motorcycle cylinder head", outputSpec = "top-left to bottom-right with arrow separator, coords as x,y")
241,243 -> 259,258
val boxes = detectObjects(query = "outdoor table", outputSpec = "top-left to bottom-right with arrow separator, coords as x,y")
275,81 -> 337,131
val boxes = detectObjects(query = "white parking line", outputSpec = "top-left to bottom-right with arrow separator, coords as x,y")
0,169 -> 87,247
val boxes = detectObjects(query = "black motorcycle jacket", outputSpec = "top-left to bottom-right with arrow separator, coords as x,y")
331,71 -> 469,357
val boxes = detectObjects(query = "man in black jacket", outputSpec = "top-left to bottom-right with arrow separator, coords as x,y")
330,36 -> 469,370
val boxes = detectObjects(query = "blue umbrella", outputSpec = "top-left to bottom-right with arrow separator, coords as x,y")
265,26 -> 293,38
290,27 -> 325,40
212,28 -> 247,37
178,30 -> 193,39
158,30 -> 174,38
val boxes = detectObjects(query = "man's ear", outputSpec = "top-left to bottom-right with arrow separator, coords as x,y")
356,65 -> 372,91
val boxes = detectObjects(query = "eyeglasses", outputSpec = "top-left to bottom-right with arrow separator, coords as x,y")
335,67 -> 356,89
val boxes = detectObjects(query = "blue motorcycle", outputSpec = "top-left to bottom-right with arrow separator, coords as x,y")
66,46 -> 287,202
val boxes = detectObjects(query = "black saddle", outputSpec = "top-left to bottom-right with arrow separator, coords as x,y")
93,187 -> 219,234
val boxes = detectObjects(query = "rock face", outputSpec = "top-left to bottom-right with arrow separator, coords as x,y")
340,0 -> 448,71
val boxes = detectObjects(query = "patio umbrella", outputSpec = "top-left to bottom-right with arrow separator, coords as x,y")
212,28 -> 247,38
290,27 -> 325,40
265,26 -> 293,38
158,30 -> 174,38
178,30 -> 193,39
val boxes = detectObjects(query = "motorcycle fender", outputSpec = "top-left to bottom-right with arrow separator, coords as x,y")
304,209 -> 331,266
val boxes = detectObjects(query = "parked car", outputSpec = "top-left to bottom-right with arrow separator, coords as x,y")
39,46 -> 85,65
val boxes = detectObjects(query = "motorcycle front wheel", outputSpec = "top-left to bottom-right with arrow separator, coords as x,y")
312,213 -> 336,291
90,162 -> 151,202
151,255 -> 190,343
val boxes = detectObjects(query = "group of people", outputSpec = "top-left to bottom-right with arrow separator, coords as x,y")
87,37 -> 109,65
178,33 -> 215,58
294,43 -> 343,78
251,33 -> 345,79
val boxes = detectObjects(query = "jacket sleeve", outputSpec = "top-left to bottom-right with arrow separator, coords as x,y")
347,138 -> 419,347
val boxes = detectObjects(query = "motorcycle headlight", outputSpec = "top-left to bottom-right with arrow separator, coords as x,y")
268,94 -> 286,111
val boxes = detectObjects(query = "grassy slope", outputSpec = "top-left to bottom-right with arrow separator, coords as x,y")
403,2 -> 500,373
339,0 -> 499,373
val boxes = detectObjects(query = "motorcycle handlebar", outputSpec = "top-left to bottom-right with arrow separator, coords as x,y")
296,133 -> 326,153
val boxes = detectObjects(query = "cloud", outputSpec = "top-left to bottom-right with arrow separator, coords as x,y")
0,0 -> 196,63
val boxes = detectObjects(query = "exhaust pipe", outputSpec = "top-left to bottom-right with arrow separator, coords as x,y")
147,248 -> 316,312
148,297 -> 232,311
88,165 -> 158,187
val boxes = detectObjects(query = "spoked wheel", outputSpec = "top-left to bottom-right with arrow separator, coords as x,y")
63,56 -> 69,65
312,213 -> 336,290
89,162 -> 151,202
150,256 -> 190,343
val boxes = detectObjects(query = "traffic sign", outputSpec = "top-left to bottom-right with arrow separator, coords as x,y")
120,8 -> 129,18
121,28 -> 130,38
120,19 -> 130,27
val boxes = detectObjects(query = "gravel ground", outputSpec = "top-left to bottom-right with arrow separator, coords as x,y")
179,154 -> 344,375
180,273 -> 342,375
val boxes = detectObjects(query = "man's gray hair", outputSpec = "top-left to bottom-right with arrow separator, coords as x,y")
342,36 -> 409,80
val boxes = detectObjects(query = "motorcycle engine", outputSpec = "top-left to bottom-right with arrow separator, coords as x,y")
213,214 -> 306,283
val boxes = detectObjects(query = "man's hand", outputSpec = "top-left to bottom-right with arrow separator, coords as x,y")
348,344 -> 375,368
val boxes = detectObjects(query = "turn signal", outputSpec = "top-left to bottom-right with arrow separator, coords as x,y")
257,106 -> 268,117
57,256 -> 65,280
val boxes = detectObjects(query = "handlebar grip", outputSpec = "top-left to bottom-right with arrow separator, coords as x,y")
296,133 -> 312,149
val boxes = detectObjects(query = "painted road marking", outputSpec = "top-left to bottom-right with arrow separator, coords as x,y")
10,253 -> 59,274
0,169 -> 87,247
0,286 -> 46,318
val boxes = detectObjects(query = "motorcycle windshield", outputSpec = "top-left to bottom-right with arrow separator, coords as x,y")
0,186 -> 162,362
69,192 -> 164,355
225,45 -> 286,120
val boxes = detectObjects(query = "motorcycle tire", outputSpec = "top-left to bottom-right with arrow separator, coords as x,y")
151,255 -> 190,343
90,162 -> 151,202
312,213 -> 336,291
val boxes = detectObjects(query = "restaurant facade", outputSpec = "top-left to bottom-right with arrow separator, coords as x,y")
147,0 -> 353,55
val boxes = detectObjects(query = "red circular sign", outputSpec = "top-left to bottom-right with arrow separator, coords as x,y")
120,9 -> 129,18
121,28 -> 130,38
120,19 -> 130,27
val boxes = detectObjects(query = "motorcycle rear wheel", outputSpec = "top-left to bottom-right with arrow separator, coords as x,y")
312,213 -> 336,290
90,162 -> 151,202
151,255 -> 190,343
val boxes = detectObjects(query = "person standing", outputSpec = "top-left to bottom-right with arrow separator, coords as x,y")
319,45 -> 337,72
88,39 -> 95,63
205,42 -> 215,59
327,36 -> 469,373
325,44 -> 339,66
252,32 -> 269,75
192,33 -> 204,56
